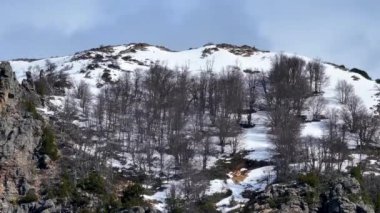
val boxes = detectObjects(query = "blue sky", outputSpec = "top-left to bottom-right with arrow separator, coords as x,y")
1,0 -> 380,77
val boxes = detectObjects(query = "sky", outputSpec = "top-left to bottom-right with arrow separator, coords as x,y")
1,0 -> 380,77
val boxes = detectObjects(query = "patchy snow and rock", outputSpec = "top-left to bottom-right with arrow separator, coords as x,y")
8,43 -> 380,212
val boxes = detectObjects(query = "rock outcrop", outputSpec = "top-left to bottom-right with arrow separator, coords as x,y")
244,177 -> 374,213
0,62 -> 50,213
21,71 -> 35,93
0,62 -> 19,113
318,177 -> 373,213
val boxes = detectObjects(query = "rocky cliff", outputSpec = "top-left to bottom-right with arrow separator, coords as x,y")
0,62 -> 53,212
244,177 -> 374,213
0,62 -> 19,113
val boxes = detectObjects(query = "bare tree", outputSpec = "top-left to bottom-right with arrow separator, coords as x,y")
214,114 -> 240,154
307,96 -> 327,120
356,110 -> 379,148
230,135 -> 241,155
267,54 -> 310,115
306,59 -> 327,93
60,91 -> 78,131
180,164 -> 208,210
265,55 -> 312,181
270,105 -> 301,181
335,80 -> 354,104
217,67 -> 245,120
259,71 -> 269,98
166,184 -> 183,212
301,136 -> 325,174
342,94 -> 366,132
201,133 -> 213,170
245,71 -> 258,110
75,80 -> 92,116
323,109 -> 349,172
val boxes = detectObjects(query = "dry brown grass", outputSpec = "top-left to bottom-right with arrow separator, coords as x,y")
231,168 -> 248,184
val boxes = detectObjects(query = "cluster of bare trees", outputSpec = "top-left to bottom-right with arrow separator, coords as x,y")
263,55 -> 380,182
39,54 -> 379,192
299,79 -> 380,178
301,109 -> 350,173
57,64 -> 268,185
266,55 -> 328,181
336,80 -> 380,148
306,59 -> 327,93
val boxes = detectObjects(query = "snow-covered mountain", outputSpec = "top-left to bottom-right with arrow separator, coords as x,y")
9,43 -> 379,109
8,43 -> 380,212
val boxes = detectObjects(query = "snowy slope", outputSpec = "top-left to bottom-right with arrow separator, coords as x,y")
8,43 -> 380,212
9,43 -> 378,108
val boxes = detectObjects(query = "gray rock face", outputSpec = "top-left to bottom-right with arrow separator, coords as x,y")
319,177 -> 374,213
0,62 -> 19,112
0,115 -> 43,212
7,199 -> 61,213
0,62 -> 49,213
21,71 -> 35,93
245,182 -> 314,213
244,177 -> 374,213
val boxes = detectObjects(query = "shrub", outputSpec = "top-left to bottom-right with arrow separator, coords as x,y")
361,191 -> 373,205
19,189 -> 38,204
78,209 -> 93,213
35,79 -> 48,96
350,166 -> 363,183
40,126 -> 59,161
195,199 -> 218,213
298,172 -> 320,187
23,100 -> 42,120
375,194 -> 380,213
23,100 -> 37,114
78,171 -> 106,195
102,193 -> 121,211
305,191 -> 316,205
71,190 -> 90,207
166,196 -> 185,213
192,190 -> 231,212
56,172 -> 75,198
267,196 -> 291,209
121,183 -> 145,208
268,198 -> 277,208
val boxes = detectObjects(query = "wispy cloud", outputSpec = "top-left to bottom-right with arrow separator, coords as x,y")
244,0 -> 380,76
0,0 -> 105,36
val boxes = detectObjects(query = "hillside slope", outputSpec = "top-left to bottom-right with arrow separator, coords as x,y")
9,43 -> 379,109
7,43 -> 380,212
